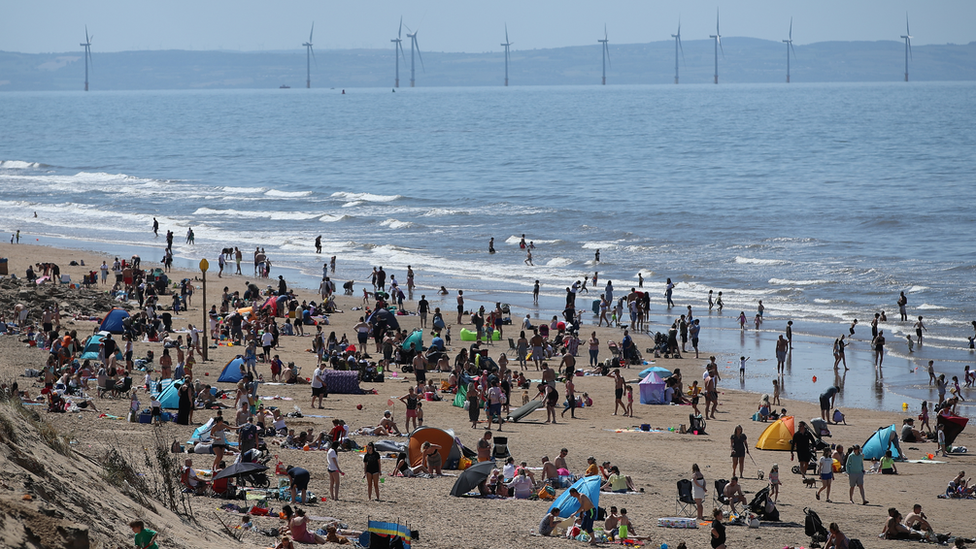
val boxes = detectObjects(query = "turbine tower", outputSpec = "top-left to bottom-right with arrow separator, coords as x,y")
406,27 -> 424,87
671,20 -> 683,84
80,26 -> 93,91
783,18 -> 797,83
391,17 -> 405,88
303,23 -> 314,89
598,25 -> 611,85
709,9 -> 723,84
900,14 -> 913,82
501,24 -> 513,86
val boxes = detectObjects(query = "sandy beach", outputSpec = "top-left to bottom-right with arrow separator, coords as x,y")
0,241 -> 973,549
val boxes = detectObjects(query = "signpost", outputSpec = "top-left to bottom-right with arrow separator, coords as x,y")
199,258 -> 209,362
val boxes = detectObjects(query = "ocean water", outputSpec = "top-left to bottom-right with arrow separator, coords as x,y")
2,82 -> 975,411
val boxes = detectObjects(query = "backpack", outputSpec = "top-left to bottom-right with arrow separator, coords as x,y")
689,414 -> 707,435
848,539 -> 864,549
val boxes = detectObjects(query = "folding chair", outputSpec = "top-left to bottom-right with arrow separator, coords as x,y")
675,479 -> 696,516
492,436 -> 511,461
508,338 -> 516,351
714,479 -> 732,513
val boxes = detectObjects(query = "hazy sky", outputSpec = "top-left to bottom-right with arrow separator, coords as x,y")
2,0 -> 973,54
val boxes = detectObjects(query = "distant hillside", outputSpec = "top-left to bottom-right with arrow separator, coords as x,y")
1,38 -> 974,91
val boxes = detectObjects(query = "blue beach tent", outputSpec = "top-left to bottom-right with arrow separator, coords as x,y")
99,308 -> 130,334
217,356 -> 245,383
861,424 -> 901,460
158,380 -> 183,410
548,475 -> 602,518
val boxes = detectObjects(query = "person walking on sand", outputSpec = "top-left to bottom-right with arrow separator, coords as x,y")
730,425 -> 750,478
561,377 -> 577,419
363,442 -> 382,501
327,445 -> 344,501
816,448 -> 834,502
846,444 -> 868,505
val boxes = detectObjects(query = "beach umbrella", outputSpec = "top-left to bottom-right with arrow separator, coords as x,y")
449,460 -> 495,497
639,366 -> 672,379
212,462 -> 268,481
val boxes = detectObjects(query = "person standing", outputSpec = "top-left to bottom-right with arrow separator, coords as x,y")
418,295 -> 429,328
915,316 -> 927,345
314,235 -> 322,254
790,421 -> 816,478
235,247 -> 242,275
467,380 -> 481,429
898,291 -> 908,321
363,442 -> 382,501
327,446 -> 344,501
569,487 -> 598,546
775,335 -> 789,375
833,335 -> 847,370
816,448 -> 834,502
561,377 -> 576,419
710,508 -> 726,549
311,364 -> 327,409
151,218 -> 159,237
846,444 -> 867,505
692,463 -> 707,521
872,330 -> 886,367
690,319 -> 701,359
456,290 -> 465,325
612,369 -> 626,415
532,280 -> 540,305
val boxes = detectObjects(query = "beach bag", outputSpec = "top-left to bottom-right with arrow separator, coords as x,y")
538,485 -> 556,500
458,457 -> 472,470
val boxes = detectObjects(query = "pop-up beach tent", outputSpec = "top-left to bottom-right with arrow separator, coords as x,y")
79,332 -> 123,361
756,416 -> 796,451
401,329 -> 424,351
99,308 -> 130,334
408,426 -> 460,468
158,380 -> 184,410
938,414 -> 969,446
217,356 -> 245,383
548,475 -> 602,518
862,424 -> 901,460
639,372 -> 667,404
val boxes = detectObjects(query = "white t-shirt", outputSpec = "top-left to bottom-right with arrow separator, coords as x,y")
261,332 -> 274,347
327,448 -> 339,472
311,367 -> 324,389
819,456 -> 834,475
503,463 -> 517,479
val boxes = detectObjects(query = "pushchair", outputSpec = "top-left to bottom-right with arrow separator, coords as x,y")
748,486 -> 779,521
237,449 -> 271,489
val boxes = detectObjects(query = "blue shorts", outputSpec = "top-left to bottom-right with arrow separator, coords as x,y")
820,472 -> 833,481
580,508 -> 595,533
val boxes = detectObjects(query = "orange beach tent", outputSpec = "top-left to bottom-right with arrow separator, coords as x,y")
755,415 -> 795,451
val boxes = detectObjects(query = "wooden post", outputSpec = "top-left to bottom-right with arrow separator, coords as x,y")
200,258 -> 209,362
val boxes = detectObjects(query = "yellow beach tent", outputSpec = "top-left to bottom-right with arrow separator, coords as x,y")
755,415 -> 795,451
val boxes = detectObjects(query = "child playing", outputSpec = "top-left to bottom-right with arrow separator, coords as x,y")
739,356 -> 750,378
772,379 -> 781,406
625,386 -> 634,417
768,464 -> 781,503
738,312 -> 747,330
444,326 -> 452,346
416,401 -> 424,427
150,394 -> 162,425
690,381 -> 701,416
906,334 -> 914,353
920,401 -> 932,434
129,520 -> 158,549
754,314 -> 763,330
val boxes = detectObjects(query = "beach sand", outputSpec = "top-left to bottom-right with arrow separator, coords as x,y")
0,241 -> 972,549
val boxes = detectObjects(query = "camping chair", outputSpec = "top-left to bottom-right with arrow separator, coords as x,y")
209,476 -> 237,499
97,379 -> 117,399
675,479 -> 696,517
60,274 -> 71,285
113,376 -> 133,399
714,479 -> 732,514
492,436 -> 511,461
508,338 -> 516,351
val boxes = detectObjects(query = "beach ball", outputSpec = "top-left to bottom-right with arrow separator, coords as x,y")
812,376 -> 817,383
303,445 -> 310,451
357,404 -> 363,410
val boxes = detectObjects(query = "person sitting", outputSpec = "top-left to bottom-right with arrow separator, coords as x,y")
723,476 -> 748,514
541,456 -> 559,485
758,394 -> 771,421
947,471 -> 974,497
824,522 -> 849,549
901,418 -> 926,443
538,507 -> 561,537
880,451 -> 898,475
379,410 -> 401,435
180,458 -> 207,495
601,466 -> 630,493
904,504 -> 934,538
507,469 -> 534,499
882,507 -> 923,540
604,507 -> 620,539
486,469 -> 508,497
391,452 -> 428,477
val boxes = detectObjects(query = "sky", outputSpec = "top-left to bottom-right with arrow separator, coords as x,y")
2,0 -> 974,55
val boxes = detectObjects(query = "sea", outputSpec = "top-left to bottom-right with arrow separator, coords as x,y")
2,81 -> 975,414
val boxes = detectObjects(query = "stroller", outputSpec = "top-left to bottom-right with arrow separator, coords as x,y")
803,507 -> 829,547
238,449 -> 271,489
748,486 -> 779,521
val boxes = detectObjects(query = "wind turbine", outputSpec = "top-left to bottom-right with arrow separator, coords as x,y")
671,20 -> 683,84
598,25 -> 610,85
406,26 -> 425,87
709,9 -> 723,84
783,18 -> 797,83
303,23 -> 314,89
501,24 -> 513,86
80,26 -> 93,91
900,13 -> 913,82
391,17 -> 406,88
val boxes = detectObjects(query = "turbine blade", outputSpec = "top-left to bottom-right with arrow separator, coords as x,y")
506,23 -> 509,44
311,46 -> 316,64
716,8 -> 720,35
677,19 -> 681,38
789,17 -> 793,40
399,16 -> 403,39
719,38 -> 725,57
605,43 -> 611,66
906,13 -> 910,36
679,37 -> 684,59
790,42 -> 797,59
85,25 -> 89,43
416,39 -> 425,72
908,39 -> 913,60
